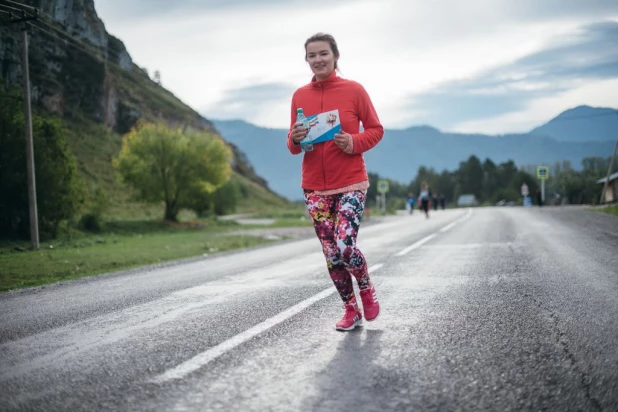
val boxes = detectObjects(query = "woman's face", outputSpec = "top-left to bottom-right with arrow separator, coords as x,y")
306,41 -> 336,80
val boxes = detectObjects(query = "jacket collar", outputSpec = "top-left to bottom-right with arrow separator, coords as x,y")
310,70 -> 340,88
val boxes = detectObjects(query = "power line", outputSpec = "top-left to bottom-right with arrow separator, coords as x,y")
27,21 -> 156,89
4,0 -> 36,10
29,14 -> 156,81
0,3 -> 132,71
0,3 -> 25,13
35,17 -> 125,61
33,17 -> 122,60
2,2 -> 156,98
20,12 -> 145,78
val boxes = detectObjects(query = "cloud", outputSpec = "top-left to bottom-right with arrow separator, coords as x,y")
95,0 -> 355,21
202,82 -> 297,123
406,21 -> 618,129
94,1 -> 618,133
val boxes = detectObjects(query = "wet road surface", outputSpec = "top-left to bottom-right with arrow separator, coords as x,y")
1,207 -> 617,411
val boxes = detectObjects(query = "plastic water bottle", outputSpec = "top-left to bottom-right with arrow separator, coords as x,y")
296,108 -> 313,152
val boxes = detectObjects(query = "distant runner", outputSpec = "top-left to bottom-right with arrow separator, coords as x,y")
418,182 -> 432,218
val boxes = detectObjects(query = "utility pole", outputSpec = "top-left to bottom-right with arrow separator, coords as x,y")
600,135 -> 618,204
9,8 -> 40,249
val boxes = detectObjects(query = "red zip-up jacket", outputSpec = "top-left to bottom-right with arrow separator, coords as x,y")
286,71 -> 384,191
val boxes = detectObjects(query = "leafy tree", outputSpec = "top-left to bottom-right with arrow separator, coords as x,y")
581,156 -> 608,174
212,179 -> 241,215
113,122 -> 232,221
456,155 -> 483,198
79,185 -> 110,232
189,179 -> 241,217
0,84 -> 84,239
481,158 -> 498,200
436,170 -> 455,201
496,160 -> 518,189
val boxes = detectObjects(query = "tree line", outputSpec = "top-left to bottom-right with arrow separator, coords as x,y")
366,155 -> 616,211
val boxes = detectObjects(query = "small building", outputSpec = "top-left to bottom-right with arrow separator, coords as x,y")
597,171 -> 618,203
457,194 -> 478,207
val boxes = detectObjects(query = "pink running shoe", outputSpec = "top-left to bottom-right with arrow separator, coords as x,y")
360,283 -> 380,321
335,302 -> 363,331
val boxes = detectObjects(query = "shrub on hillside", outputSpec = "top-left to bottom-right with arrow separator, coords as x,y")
0,85 -> 85,239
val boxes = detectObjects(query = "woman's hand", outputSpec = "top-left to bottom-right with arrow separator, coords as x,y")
334,130 -> 353,152
290,122 -> 308,144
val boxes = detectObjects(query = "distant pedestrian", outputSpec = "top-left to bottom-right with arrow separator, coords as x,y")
407,192 -> 416,214
287,32 -> 384,331
439,194 -> 446,210
418,183 -> 432,218
536,187 -> 543,207
521,183 -> 530,207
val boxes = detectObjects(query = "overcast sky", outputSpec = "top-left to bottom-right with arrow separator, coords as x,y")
94,0 -> 618,134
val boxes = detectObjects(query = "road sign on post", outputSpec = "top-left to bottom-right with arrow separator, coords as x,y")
536,166 -> 549,203
377,180 -> 389,213
377,180 -> 389,193
536,166 -> 549,180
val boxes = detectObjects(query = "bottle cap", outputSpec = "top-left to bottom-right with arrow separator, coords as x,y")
296,108 -> 303,113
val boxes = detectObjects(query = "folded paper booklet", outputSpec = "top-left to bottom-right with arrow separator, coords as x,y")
303,109 -> 341,145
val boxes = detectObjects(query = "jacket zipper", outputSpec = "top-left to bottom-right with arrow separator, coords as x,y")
320,84 -> 326,189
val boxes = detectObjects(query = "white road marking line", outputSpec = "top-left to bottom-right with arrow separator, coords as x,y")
395,209 -> 473,257
439,221 -> 458,233
152,264 -> 383,383
369,263 -> 383,272
393,234 -> 437,257
458,208 -> 473,222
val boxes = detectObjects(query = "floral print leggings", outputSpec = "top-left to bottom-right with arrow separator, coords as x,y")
304,190 -> 371,303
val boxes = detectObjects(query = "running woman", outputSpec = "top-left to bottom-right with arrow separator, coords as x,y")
287,33 -> 384,331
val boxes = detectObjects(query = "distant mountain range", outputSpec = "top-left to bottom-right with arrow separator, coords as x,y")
530,105 -> 618,142
212,106 -> 618,200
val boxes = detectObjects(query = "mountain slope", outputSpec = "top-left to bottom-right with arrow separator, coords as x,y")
213,118 -> 616,201
529,105 -> 618,142
0,0 -> 286,214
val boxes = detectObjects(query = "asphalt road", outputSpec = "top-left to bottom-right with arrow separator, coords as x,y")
1,206 -> 617,412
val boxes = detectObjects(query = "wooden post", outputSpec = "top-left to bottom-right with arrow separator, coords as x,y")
600,136 -> 618,204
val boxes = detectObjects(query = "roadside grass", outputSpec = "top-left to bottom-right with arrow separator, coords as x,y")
0,213 -> 309,292
597,204 -> 618,216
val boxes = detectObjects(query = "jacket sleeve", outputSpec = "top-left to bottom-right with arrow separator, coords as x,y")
350,84 -> 384,154
287,94 -> 302,155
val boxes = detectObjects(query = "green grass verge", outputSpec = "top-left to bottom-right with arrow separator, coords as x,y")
597,204 -> 618,216
0,216 -> 304,292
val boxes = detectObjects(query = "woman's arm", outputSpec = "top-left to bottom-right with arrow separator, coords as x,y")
350,83 -> 384,154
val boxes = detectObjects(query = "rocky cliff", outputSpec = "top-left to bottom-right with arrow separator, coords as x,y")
0,0 -> 270,189
1,0 -> 210,132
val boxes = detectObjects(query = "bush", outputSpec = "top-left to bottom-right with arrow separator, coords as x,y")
79,213 -> 103,232
0,85 -> 84,239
